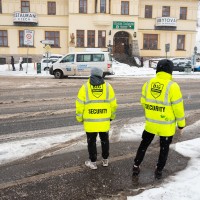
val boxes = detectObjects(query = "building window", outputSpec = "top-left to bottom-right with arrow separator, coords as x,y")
177,35 -> 185,50
100,0 -> 106,13
95,0 -> 97,13
19,30 -> 25,47
0,0 -> 2,13
109,0 -> 111,14
79,0 -> 87,13
45,31 -> 60,47
145,5 -> 152,18
0,58 -> 6,65
98,30 -> 106,47
162,6 -> 170,17
48,2 -> 56,15
21,1 -> 30,13
180,7 -> 187,20
77,54 -> 92,62
77,30 -> 84,47
121,1 -> 129,15
87,30 -> 95,47
143,34 -> 158,50
0,30 -> 8,47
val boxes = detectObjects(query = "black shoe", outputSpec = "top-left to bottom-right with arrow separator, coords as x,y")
132,165 -> 140,176
155,169 -> 162,179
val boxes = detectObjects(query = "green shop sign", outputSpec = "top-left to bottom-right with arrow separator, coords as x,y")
113,21 -> 134,29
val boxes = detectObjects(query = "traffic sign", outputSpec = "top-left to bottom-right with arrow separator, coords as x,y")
44,45 -> 51,51
165,43 -> 170,52
24,30 -> 34,46
40,40 -> 54,45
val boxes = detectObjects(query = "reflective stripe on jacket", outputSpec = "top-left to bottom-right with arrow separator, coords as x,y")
76,79 -> 117,132
141,72 -> 186,136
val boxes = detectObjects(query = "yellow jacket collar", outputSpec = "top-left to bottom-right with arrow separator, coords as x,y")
156,72 -> 172,80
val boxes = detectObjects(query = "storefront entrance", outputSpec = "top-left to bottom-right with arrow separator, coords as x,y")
113,31 -> 130,54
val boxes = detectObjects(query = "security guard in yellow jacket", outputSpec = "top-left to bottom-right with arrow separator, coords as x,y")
76,67 -> 117,170
132,59 -> 186,179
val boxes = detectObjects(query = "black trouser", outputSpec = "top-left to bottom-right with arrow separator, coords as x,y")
12,64 -> 16,71
86,132 -> 109,162
19,64 -> 23,71
134,130 -> 173,171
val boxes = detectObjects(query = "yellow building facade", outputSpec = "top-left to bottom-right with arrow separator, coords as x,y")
0,0 -> 198,64
139,0 -> 198,58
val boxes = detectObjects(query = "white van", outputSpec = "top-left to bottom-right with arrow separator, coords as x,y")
49,51 -> 114,79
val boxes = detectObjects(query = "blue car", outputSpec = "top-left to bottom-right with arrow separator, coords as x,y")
194,65 -> 200,72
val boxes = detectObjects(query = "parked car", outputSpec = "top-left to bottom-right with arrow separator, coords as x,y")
40,58 -> 53,71
43,54 -> 63,63
170,57 -> 191,66
169,57 -> 191,72
49,54 -> 63,63
149,58 -> 165,69
173,60 -> 192,72
194,64 -> 200,72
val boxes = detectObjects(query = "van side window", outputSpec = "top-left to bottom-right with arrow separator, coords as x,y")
61,54 -> 74,63
92,54 -> 104,62
77,54 -> 92,62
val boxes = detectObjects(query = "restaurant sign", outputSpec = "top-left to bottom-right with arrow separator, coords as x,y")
113,21 -> 134,29
13,12 -> 38,23
156,17 -> 177,27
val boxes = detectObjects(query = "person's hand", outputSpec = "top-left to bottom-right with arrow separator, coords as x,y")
177,127 -> 184,135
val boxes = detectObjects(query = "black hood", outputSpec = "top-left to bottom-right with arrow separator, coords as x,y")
156,59 -> 174,74
90,75 -> 105,86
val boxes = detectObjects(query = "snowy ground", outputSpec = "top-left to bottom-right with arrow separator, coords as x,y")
1,59 -> 200,78
1,61 -> 200,199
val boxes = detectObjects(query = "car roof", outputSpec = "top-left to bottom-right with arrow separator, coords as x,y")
170,57 -> 190,60
41,58 -> 52,61
67,51 -> 109,55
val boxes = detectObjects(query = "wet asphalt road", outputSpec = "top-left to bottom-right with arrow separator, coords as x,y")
0,76 -> 200,199
0,139 -> 190,200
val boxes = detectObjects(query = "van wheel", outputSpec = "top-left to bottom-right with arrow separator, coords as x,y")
102,72 -> 106,78
54,70 -> 63,79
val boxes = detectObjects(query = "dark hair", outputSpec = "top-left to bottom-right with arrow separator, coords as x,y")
156,59 -> 174,74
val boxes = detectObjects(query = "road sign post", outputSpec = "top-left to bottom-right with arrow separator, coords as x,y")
24,30 -> 34,74
165,43 -> 170,58
191,54 -> 196,72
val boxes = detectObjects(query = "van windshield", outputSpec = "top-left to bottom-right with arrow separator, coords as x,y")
61,54 -> 75,62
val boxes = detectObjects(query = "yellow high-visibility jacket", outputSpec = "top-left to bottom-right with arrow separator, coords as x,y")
76,79 -> 117,132
141,72 -> 186,136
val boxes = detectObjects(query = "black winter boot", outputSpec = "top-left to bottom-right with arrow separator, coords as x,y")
155,168 -> 162,179
132,165 -> 140,176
